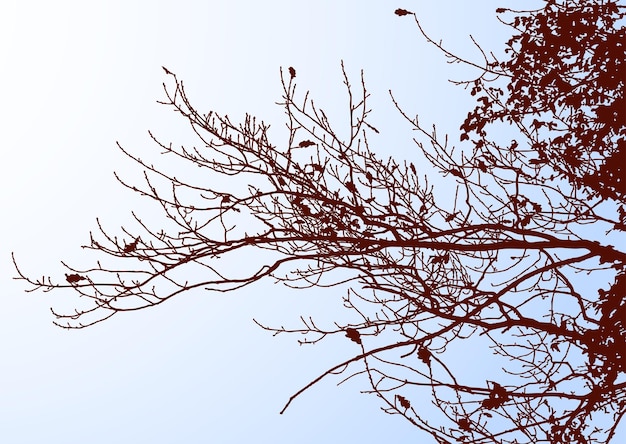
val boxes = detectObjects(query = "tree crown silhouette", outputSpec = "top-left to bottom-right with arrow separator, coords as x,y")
14,2 -> 626,443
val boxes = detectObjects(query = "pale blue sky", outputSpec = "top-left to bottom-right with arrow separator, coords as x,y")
2,1 -> 618,443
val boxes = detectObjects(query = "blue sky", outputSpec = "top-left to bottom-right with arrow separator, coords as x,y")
3,1 -> 621,443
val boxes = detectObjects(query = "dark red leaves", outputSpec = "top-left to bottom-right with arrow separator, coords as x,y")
551,135 -> 569,146
345,328 -> 362,344
481,382 -> 509,409
309,163 -> 323,173
394,8 -> 413,16
65,273 -> 86,284
531,119 -> 544,131
123,238 -> 140,253
298,140 -> 315,148
464,1 -> 626,201
458,417 -> 471,431
288,67 -> 296,79
445,212 -> 458,223
418,346 -> 432,365
396,394 -> 411,409
449,168 -> 463,179
476,159 -> 487,172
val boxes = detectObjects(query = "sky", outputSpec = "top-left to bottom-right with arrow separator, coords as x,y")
1,1 -> 622,443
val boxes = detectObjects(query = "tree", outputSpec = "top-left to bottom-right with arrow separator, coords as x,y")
14,1 -> 625,443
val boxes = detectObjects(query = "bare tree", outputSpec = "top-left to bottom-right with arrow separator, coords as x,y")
14,2 -> 625,443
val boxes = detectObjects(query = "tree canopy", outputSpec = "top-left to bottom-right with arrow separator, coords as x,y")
15,1 -> 625,443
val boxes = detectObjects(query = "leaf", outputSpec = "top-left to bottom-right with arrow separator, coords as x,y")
396,394 -> 411,409
482,381 -> 509,409
123,238 -> 140,253
445,212 -> 458,223
345,181 -> 357,193
288,66 -> 296,79
418,346 -> 432,365
449,168 -> 463,178
345,328 -> 362,344
492,382 -> 506,394
65,273 -> 86,284
298,140 -> 316,148
394,8 -> 413,16
409,163 -> 416,175
458,417 -> 471,431
365,171 -> 373,183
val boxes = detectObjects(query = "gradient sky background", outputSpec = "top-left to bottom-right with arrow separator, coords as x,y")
1,1 -> 622,443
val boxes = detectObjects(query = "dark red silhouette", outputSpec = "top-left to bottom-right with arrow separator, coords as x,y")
460,1 -> 625,203
122,238 -> 140,254
345,327 -> 362,345
65,273 -> 85,284
396,394 -> 411,410
13,2 -> 625,443
394,8 -> 413,17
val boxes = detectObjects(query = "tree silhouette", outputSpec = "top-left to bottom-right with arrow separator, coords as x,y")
14,2 -> 626,443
